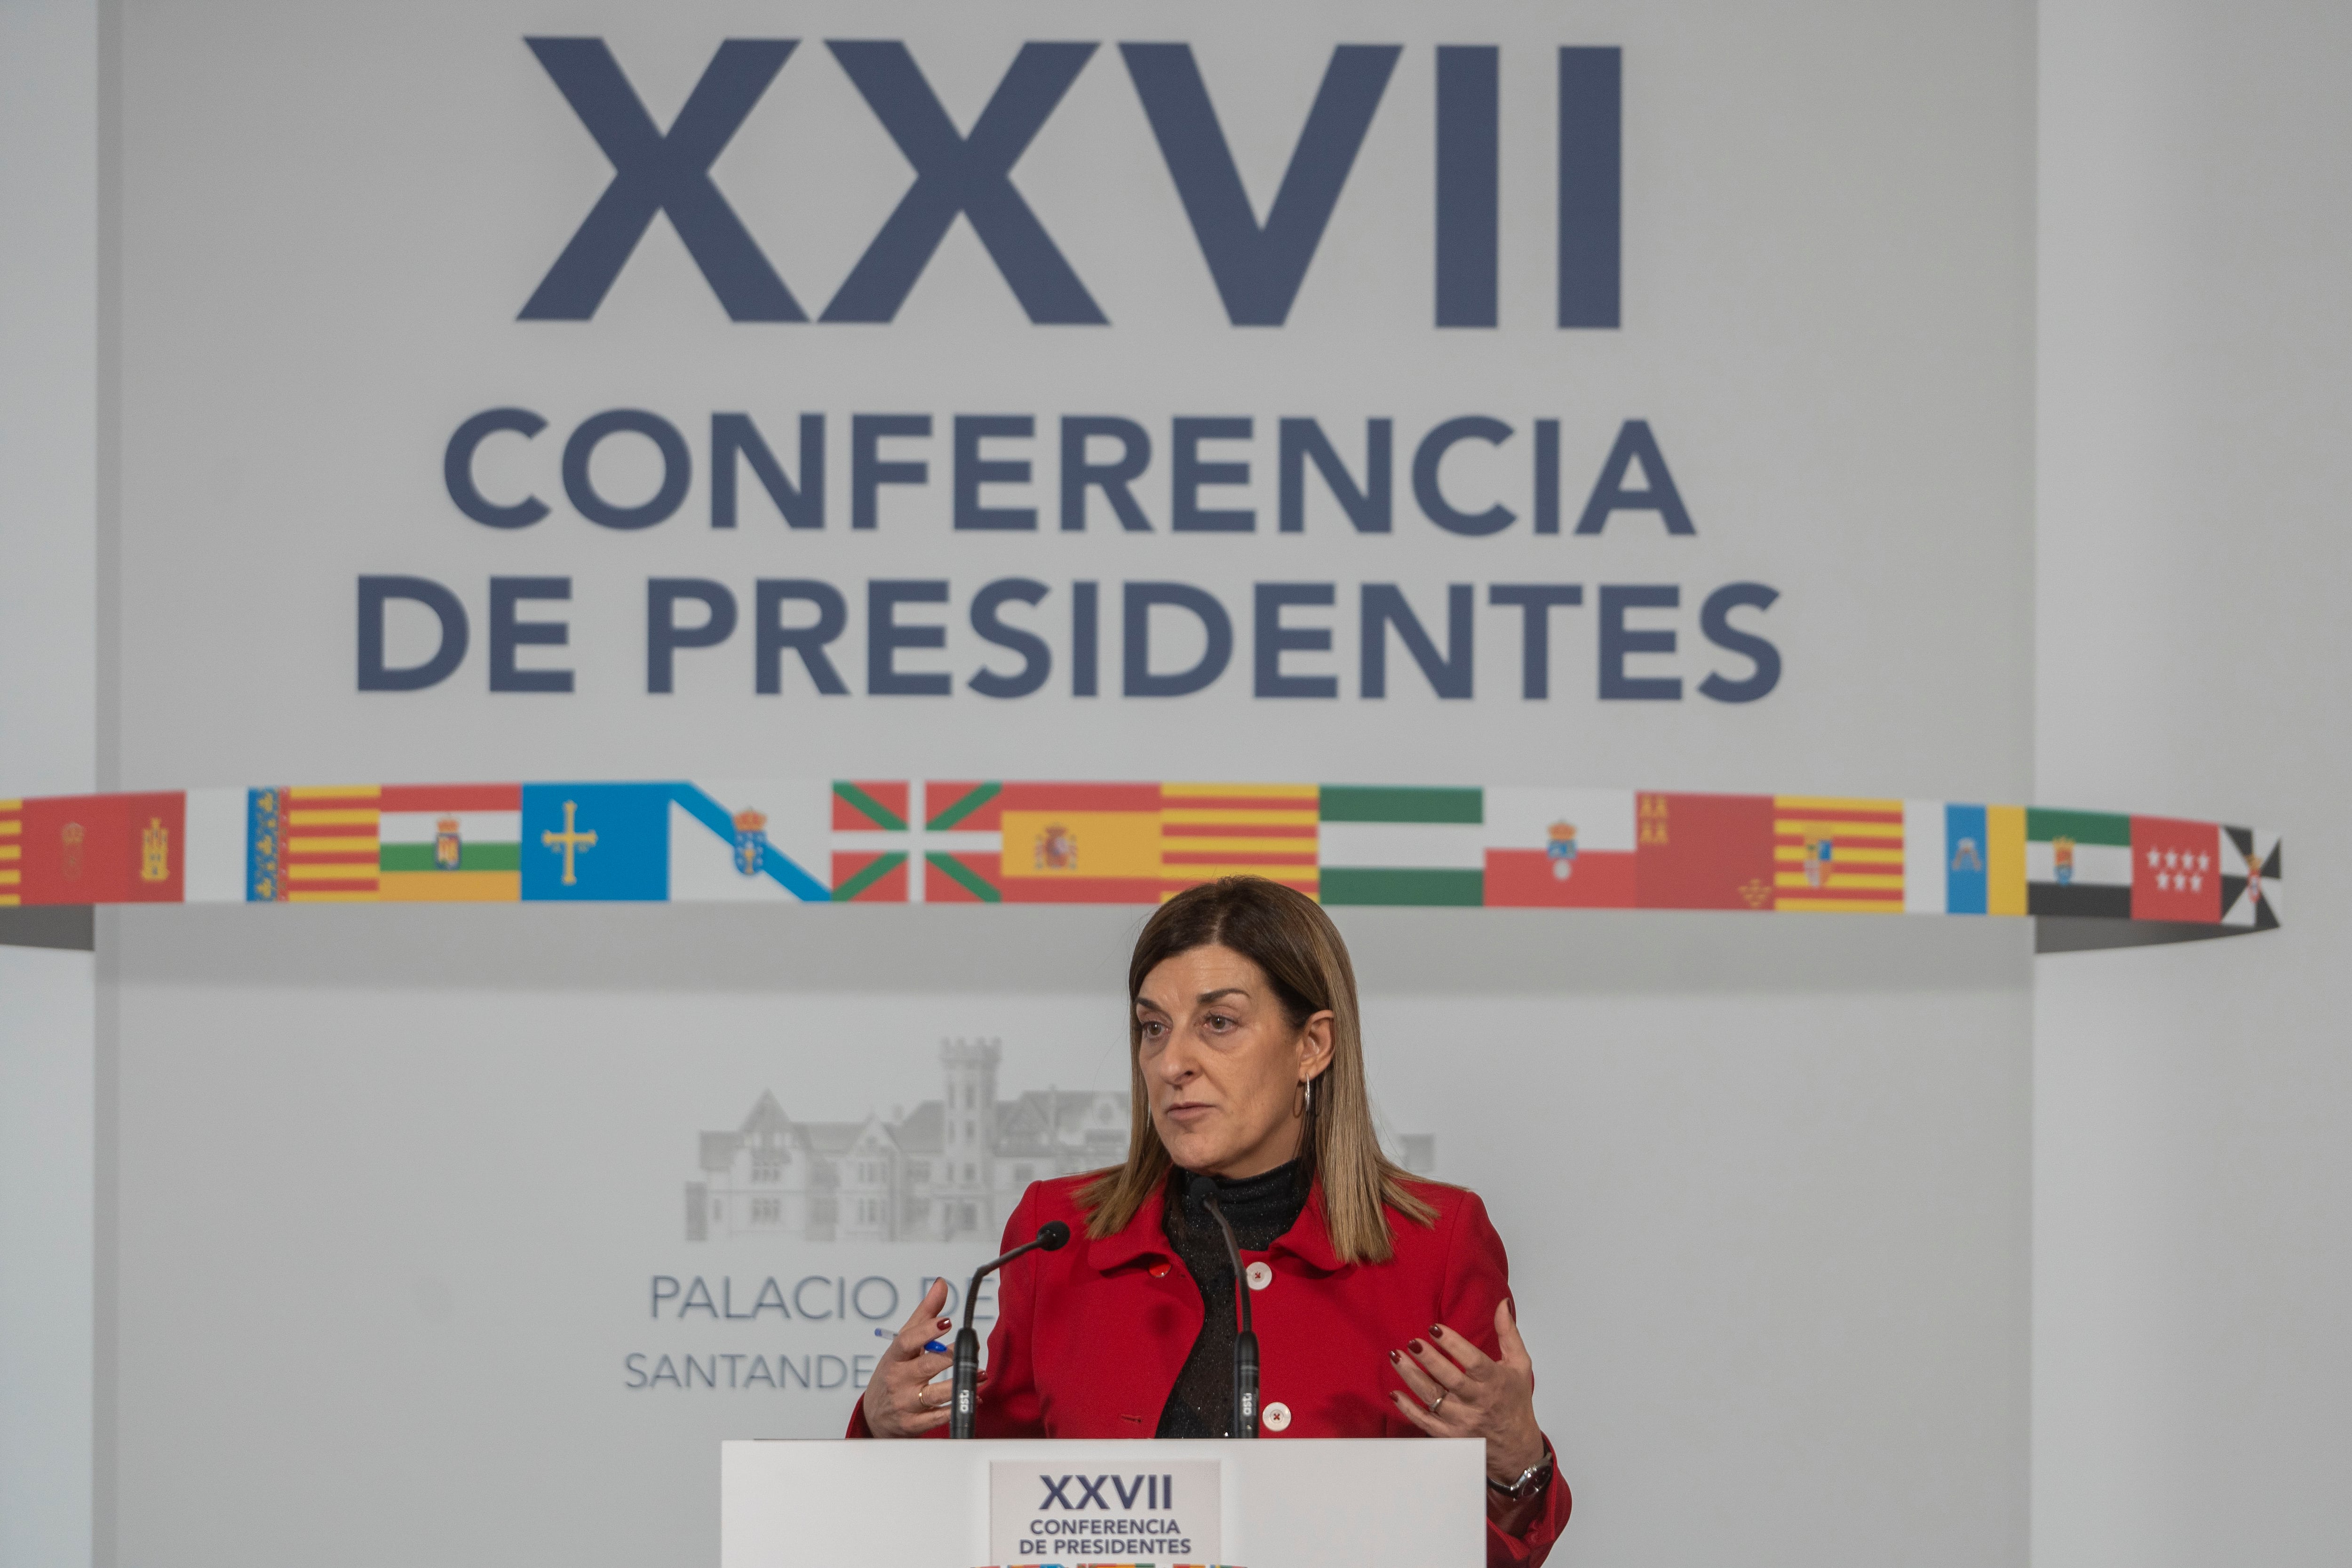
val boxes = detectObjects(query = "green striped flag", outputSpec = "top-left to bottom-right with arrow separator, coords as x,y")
2026,807 -> 2133,917
1318,786 -> 1484,906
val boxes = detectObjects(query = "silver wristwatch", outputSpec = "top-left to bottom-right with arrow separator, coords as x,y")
1486,1449 -> 1555,1502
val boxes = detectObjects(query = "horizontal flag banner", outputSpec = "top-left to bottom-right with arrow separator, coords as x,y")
0,782 -> 2282,932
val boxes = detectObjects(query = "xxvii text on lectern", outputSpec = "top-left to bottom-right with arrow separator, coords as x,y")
722,1438 -> 1485,1568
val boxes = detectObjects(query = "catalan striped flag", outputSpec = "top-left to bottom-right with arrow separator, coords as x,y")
279,785 -> 381,901
0,798 -> 21,906
1772,796 -> 1906,913
1159,783 -> 1319,897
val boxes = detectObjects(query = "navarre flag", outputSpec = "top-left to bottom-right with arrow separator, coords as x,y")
997,782 -> 1165,904
920,780 -> 1010,902
2130,816 -> 2220,923
377,784 -> 522,902
1318,786 -> 1483,907
2219,826 -> 2282,930
1481,788 -> 1637,907
1160,783 -> 1319,896
1772,796 -> 1905,913
831,780 -> 912,902
0,799 -> 20,906
15,791 -> 185,905
2026,808 -> 2132,917
520,783 -> 669,901
1633,792 -> 1774,910
670,780 -> 828,902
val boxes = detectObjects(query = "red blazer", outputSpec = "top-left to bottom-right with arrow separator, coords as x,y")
847,1173 -> 1570,1568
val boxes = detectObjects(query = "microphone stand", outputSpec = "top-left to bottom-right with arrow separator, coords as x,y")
1189,1176 -> 1259,1438
951,1220 -> 1070,1439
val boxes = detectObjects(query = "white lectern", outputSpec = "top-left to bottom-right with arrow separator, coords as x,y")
722,1438 -> 1485,1567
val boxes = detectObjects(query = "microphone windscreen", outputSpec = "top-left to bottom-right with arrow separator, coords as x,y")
1186,1174 -> 1217,1206
1035,1219 -> 1072,1251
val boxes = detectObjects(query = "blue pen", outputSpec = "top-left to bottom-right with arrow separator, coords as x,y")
877,1327 -> 951,1354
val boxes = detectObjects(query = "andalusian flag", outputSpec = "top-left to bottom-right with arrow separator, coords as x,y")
1772,796 -> 1905,913
377,784 -> 522,901
1318,786 -> 1484,907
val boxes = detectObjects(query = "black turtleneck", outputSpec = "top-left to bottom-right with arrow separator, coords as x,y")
1154,1159 -> 1309,1438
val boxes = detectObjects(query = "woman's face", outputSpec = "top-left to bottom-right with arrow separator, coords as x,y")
1135,943 -> 1334,1179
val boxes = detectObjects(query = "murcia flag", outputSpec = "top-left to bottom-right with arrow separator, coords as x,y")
1481,788 -> 1637,907
1318,786 -> 1484,907
2219,826 -> 2283,929
377,783 -> 522,901
1633,792 -> 1775,910
2026,808 -> 2132,917
1772,796 -> 1905,913
2130,816 -> 2220,923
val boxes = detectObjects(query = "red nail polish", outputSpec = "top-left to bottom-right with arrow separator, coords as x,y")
1389,1349 -> 1400,1363
1429,1325 -> 1445,1339
1408,1339 -> 1425,1354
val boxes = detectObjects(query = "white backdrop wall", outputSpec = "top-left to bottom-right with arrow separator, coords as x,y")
2034,2 -> 2352,1563
22,1 -> 2058,1566
0,4 -> 99,1568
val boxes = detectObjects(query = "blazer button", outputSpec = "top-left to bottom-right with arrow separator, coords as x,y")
1262,1401 -> 1291,1432
1244,1261 -> 1272,1290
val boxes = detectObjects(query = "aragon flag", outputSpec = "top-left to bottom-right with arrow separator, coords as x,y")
1772,796 -> 1905,913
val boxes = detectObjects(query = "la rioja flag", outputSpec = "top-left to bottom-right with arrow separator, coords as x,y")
2130,816 -> 2221,922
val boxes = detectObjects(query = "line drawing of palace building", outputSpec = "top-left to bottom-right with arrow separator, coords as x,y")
686,1038 -> 1437,1244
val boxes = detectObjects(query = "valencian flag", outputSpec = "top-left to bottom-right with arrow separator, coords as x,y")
1772,796 -> 1905,913
1633,792 -> 1775,910
245,785 -> 382,901
376,784 -> 522,901
1317,786 -> 1484,906
831,780 -> 912,902
2130,816 -> 2221,923
669,780 -> 828,902
1481,788 -> 1637,907
2219,826 -> 2282,930
13,791 -> 184,905
2026,808 -> 2132,917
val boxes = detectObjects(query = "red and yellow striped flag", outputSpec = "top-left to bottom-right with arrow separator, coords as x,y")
281,786 -> 381,901
0,799 -> 21,907
1159,783 -> 1319,897
1773,796 -> 1905,913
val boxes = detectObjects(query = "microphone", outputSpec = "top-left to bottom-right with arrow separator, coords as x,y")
950,1219 -> 1071,1439
1188,1174 -> 1259,1438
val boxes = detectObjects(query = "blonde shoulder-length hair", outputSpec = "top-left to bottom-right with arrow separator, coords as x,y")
1078,876 -> 1435,1264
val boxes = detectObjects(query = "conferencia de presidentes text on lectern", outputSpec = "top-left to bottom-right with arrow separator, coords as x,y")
722,1209 -> 1492,1568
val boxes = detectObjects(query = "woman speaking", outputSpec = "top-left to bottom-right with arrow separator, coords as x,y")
852,876 -> 1570,1568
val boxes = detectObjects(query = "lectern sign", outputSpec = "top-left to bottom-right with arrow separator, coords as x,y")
990,1459 -> 1221,1564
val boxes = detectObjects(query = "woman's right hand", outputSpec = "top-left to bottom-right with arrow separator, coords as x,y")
860,1277 -> 957,1438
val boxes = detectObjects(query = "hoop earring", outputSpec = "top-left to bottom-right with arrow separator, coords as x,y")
1295,1076 -> 1313,1119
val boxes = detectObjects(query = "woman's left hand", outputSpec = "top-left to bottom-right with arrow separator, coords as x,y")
1388,1299 -> 1547,1485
